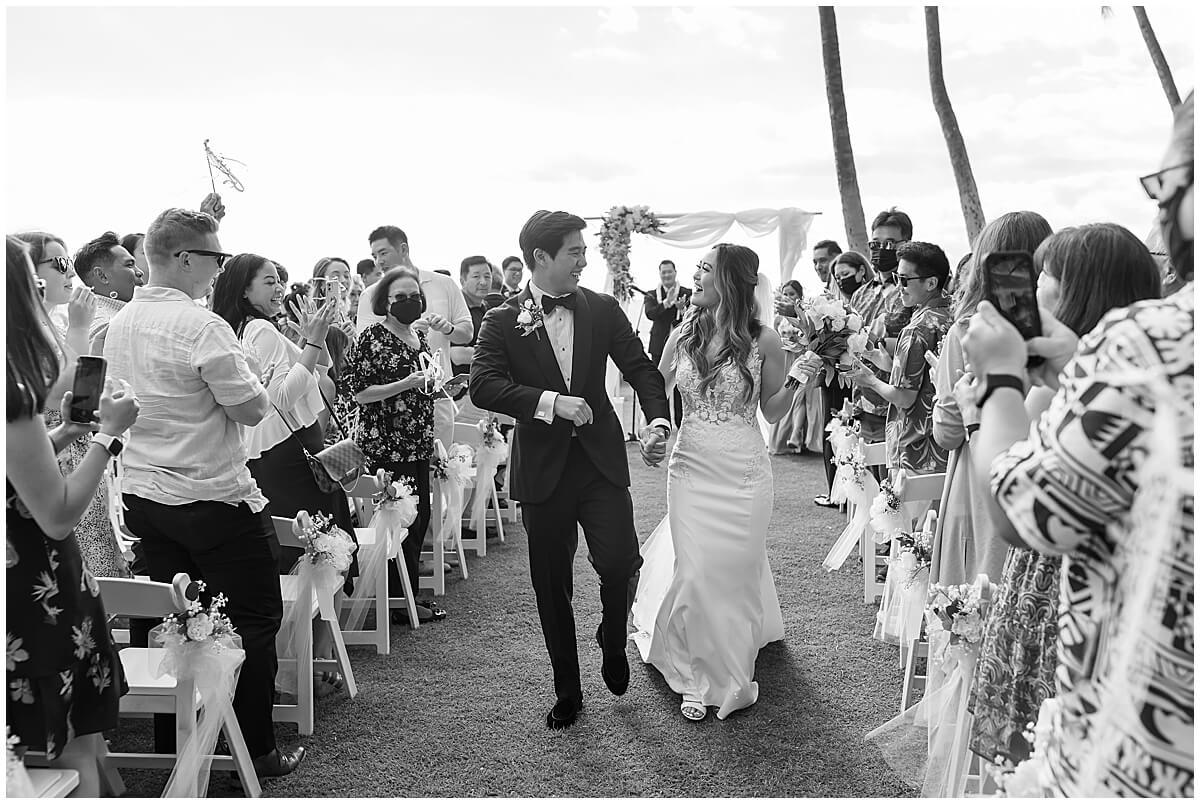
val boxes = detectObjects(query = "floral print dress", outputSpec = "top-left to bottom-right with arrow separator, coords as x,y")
6,480 -> 125,759
342,323 -> 435,467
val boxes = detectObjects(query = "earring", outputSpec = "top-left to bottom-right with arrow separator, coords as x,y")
109,291 -> 119,299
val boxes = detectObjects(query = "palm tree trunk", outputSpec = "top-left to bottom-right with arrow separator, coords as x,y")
818,6 -> 868,254
925,7 -> 985,245
1133,7 -> 1181,110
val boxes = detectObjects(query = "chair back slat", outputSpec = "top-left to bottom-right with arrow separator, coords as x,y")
98,573 -> 197,618
897,472 -> 946,503
273,516 -> 305,549
343,474 -> 383,499
452,423 -> 483,449
862,441 -> 887,467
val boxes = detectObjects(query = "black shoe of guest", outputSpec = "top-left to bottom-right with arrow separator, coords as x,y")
546,696 -> 583,730
235,746 -> 306,787
596,624 -> 630,696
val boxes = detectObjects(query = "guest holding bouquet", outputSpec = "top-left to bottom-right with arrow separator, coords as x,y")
343,267 -> 453,624
6,236 -> 139,796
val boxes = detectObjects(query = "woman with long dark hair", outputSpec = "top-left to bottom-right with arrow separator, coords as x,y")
310,256 -> 355,336
630,244 -> 797,721
965,221 -> 1161,769
766,279 -> 822,455
6,236 -> 139,795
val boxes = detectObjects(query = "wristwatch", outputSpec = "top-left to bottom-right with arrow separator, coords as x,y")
91,433 -> 124,457
978,374 -> 1026,407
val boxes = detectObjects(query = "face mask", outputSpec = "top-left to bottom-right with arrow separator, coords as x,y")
871,248 -> 899,274
1160,183 -> 1194,282
389,296 -> 423,325
837,275 -> 863,296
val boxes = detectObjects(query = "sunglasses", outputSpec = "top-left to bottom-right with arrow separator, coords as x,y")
895,274 -> 932,287
174,248 -> 234,269
36,255 -> 72,275
867,239 -> 900,252
1140,161 -> 1193,202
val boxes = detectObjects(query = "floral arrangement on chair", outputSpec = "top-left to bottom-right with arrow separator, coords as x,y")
434,441 -> 476,553
598,205 -> 664,302
892,527 -> 934,590
291,510 -> 356,574
926,576 -> 996,650
155,581 -> 237,647
471,417 -> 509,532
869,479 -> 906,543
821,412 -> 883,572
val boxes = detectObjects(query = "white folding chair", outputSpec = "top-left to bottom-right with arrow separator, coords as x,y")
22,768 -> 79,798
336,476 -> 391,654
452,422 -> 508,557
96,574 -> 261,796
345,476 -> 421,629
271,517 -> 358,736
857,442 -> 890,603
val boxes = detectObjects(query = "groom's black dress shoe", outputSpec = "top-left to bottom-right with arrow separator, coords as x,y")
546,696 -> 583,730
596,625 -> 630,696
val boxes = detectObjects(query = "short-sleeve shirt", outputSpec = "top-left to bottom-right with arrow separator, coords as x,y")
885,295 -> 952,474
342,324 -> 435,466
990,287 -> 1194,797
103,286 -> 268,510
851,279 -> 900,419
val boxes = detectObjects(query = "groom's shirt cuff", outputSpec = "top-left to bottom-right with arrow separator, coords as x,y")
648,418 -> 671,433
535,391 -> 558,424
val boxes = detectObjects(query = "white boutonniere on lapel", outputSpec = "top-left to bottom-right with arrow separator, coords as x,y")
515,299 -> 545,339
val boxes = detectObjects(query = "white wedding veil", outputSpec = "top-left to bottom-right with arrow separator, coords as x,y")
753,271 -> 775,328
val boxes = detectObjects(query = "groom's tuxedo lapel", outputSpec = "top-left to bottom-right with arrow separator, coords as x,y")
569,289 -> 592,396
518,287 -> 569,394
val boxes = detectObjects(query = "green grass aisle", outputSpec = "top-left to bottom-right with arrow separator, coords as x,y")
113,446 -> 914,797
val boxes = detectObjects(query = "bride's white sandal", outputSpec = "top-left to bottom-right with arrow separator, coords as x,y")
680,699 -> 707,721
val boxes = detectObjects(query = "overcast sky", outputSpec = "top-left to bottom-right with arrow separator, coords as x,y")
6,2 -> 1195,312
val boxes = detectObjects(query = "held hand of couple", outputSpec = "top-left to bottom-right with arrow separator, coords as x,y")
638,426 -> 668,468
554,395 -> 592,426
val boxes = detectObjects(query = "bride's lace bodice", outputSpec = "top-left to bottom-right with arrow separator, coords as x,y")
675,343 -> 762,429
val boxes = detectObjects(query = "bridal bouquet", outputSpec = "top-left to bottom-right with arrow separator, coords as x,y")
599,205 -> 664,302
797,295 -> 866,387
292,510 -> 356,574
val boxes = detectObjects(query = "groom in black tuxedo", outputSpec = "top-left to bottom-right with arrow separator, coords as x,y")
470,210 -> 671,730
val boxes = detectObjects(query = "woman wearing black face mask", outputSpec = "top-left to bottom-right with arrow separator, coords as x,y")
342,268 -> 445,623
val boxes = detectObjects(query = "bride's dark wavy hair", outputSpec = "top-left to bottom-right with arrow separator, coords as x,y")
675,243 -> 762,405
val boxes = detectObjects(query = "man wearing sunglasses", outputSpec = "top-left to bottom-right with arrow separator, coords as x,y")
103,208 -> 306,780
844,241 -> 953,476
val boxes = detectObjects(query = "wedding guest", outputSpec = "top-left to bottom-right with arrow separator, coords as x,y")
311,256 -> 355,334
766,280 -> 823,456
963,101 -> 1192,796
320,324 -> 356,446
74,231 -> 144,353
965,221 -> 1162,770
281,283 -> 310,345
451,255 -> 494,375
864,207 -> 913,347
6,235 -> 138,796
343,267 -> 446,624
845,241 -> 953,475
348,273 -> 365,324
488,260 -> 505,294
812,239 -> 842,295
832,250 -> 872,306
360,225 -> 473,451
120,232 -> 147,276
14,231 -> 128,579
643,260 -> 691,426
932,211 -> 1052,587
356,256 -> 382,287
501,255 -> 524,297
104,208 -> 305,778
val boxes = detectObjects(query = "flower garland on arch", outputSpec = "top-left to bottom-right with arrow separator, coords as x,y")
598,205 -> 664,302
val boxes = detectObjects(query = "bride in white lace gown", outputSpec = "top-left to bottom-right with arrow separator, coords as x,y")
631,244 -> 802,721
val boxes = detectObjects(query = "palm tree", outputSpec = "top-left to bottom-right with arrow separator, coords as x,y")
818,6 -> 868,254
1103,6 -> 1181,110
925,6 -> 985,244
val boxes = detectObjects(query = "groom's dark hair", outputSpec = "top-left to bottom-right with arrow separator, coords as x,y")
519,210 -> 586,271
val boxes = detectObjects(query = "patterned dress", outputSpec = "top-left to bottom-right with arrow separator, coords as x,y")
989,288 -> 1194,796
342,324 -> 435,467
6,481 -> 125,759
885,295 -> 952,474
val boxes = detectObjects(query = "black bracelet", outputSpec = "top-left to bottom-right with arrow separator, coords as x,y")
979,374 -> 1026,407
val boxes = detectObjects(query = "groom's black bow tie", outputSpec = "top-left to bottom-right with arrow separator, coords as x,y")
541,293 -> 577,314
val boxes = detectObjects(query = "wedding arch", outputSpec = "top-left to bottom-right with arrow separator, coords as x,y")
588,205 -> 820,302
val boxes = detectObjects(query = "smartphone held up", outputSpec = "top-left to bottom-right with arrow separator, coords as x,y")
981,250 -> 1044,368
69,355 -> 107,424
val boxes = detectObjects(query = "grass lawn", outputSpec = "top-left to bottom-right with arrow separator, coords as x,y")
112,445 -> 914,797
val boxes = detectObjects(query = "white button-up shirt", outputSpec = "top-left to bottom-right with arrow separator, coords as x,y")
104,286 -> 268,510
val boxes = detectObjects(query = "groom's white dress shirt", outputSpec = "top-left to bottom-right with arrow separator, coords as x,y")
529,282 -> 671,435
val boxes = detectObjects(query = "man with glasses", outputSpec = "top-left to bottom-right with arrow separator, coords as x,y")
104,208 -> 306,780
844,241 -> 953,476
74,231 -> 144,353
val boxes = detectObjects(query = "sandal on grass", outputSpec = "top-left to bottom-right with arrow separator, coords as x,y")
681,699 -> 707,721
314,671 -> 344,698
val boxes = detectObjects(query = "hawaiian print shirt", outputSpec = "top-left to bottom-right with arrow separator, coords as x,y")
851,278 -> 900,419
342,324 -> 435,466
885,295 -> 952,474
991,286 -> 1194,797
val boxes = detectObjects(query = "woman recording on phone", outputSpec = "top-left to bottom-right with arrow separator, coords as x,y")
6,235 -> 140,796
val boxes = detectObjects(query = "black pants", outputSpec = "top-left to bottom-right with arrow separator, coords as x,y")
519,440 -> 643,703
377,459 -> 431,600
124,495 -> 283,759
821,380 -> 850,493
